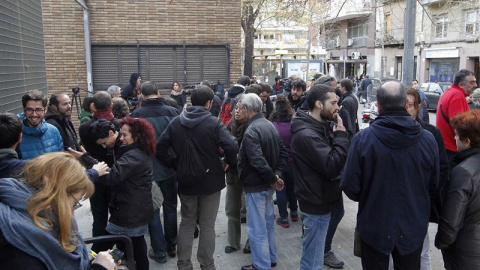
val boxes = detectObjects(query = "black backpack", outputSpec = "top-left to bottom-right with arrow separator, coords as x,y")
176,125 -> 206,185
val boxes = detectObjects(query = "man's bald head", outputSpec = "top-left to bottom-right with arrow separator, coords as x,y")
377,81 -> 406,110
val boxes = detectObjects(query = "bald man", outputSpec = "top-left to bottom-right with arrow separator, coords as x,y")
340,81 -> 440,270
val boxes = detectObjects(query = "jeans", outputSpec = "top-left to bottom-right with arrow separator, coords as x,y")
325,196 -> 344,253
225,171 -> 243,249
275,162 -> 297,219
148,209 -> 167,256
177,191 -> 221,270
156,176 -> 178,249
246,189 -> 277,270
300,212 -> 331,270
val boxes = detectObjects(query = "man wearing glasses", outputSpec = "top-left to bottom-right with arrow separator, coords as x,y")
17,90 -> 63,160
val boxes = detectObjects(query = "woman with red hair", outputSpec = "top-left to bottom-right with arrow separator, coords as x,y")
435,109 -> 480,269
71,117 -> 156,270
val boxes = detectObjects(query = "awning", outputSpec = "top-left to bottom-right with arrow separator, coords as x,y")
325,59 -> 368,64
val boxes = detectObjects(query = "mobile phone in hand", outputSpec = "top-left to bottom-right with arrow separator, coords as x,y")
111,249 -> 124,263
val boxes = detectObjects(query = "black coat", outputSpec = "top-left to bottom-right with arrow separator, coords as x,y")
79,115 -> 120,166
435,147 -> 480,269
45,107 -> 80,151
290,109 -> 349,215
157,106 -> 237,195
102,143 -> 153,228
341,91 -> 359,136
238,113 -> 288,193
340,108 -> 440,255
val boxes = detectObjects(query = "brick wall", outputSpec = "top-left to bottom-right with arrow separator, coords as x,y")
41,0 -> 242,125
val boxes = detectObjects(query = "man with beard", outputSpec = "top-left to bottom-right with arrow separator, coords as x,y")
45,93 -> 81,151
287,78 -> 308,111
290,84 -> 349,270
340,81 -> 439,269
17,90 -> 63,160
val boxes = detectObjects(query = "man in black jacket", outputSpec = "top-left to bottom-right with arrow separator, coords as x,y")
131,81 -> 180,260
340,78 -> 359,136
158,86 -> 237,270
290,84 -> 350,270
340,81 -> 439,270
237,93 -> 288,270
45,93 -> 81,151
79,91 -> 118,252
287,78 -> 308,111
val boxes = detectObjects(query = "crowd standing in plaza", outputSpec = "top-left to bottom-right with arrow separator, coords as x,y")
0,68 -> 479,270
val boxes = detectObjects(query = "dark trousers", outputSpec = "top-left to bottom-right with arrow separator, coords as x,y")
360,238 -> 422,270
90,182 -> 110,252
275,162 -> 297,219
156,176 -> 178,249
324,195 -> 344,253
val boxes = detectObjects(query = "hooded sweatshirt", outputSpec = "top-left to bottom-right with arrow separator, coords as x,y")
157,106 -> 237,195
340,108 -> 440,255
0,178 -> 91,270
0,149 -> 27,178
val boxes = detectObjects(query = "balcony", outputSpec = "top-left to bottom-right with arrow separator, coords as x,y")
254,39 -> 309,50
421,0 -> 447,5
325,0 -> 374,22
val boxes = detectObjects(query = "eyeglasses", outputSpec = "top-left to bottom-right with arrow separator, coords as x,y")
69,194 -> 83,210
24,108 -> 45,114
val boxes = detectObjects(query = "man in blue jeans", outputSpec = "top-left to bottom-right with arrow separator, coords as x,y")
237,94 -> 288,270
290,84 -> 350,269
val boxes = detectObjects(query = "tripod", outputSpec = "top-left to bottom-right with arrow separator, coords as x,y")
71,87 -> 83,120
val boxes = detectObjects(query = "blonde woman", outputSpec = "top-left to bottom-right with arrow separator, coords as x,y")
0,152 -> 116,270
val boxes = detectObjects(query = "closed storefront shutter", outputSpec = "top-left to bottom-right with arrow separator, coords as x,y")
0,0 -> 47,113
91,44 -> 229,91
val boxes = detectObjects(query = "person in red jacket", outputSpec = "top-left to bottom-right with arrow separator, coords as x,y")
436,69 -> 477,168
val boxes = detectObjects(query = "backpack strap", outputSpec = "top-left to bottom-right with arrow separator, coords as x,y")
439,103 -> 450,126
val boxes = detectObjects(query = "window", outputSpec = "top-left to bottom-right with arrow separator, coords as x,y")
348,20 -> 368,46
435,16 -> 448,39
465,10 -> 478,35
385,13 -> 391,36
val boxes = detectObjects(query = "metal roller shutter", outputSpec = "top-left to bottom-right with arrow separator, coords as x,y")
202,46 -> 228,85
0,0 -> 47,113
92,46 -> 119,91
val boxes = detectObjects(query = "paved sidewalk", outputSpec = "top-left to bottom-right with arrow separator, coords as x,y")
75,189 -> 444,270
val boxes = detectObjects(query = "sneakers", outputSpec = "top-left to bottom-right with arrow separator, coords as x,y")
324,250 -> 344,268
276,217 -> 290,228
290,211 -> 299,222
148,249 -> 167,263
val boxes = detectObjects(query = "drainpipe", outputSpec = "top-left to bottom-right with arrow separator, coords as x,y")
74,0 -> 93,94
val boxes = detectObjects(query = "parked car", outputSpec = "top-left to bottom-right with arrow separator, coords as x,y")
420,83 -> 449,111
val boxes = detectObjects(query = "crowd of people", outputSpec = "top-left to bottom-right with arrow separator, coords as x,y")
0,68 -> 479,270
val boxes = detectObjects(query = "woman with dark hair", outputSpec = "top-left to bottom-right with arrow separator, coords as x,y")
435,109 -> 480,270
80,96 -> 95,124
269,95 -> 298,228
0,152 -> 116,270
170,81 -> 187,110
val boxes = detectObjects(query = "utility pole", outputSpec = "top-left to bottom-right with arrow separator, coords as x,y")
402,0 -> 416,87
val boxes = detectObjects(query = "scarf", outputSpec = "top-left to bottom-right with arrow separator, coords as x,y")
93,110 -> 114,121
171,89 -> 184,96
0,178 -> 90,270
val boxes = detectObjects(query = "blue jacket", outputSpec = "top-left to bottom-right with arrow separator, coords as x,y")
131,98 -> 179,182
17,113 -> 64,160
340,108 -> 439,255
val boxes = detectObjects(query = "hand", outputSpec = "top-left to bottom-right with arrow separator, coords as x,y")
67,146 -> 86,159
92,162 -> 110,177
333,114 -> 346,132
220,158 -> 229,171
92,251 -> 116,270
271,176 -> 284,191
